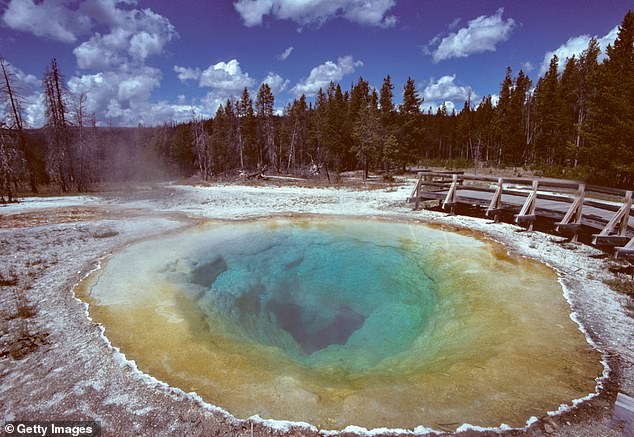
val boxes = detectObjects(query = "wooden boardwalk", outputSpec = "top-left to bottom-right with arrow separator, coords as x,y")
612,392 -> 634,435
407,171 -> 634,257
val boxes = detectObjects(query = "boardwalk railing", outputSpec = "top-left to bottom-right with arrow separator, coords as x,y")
407,171 -> 634,258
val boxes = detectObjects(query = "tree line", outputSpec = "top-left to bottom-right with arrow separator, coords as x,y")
1,11 -> 632,201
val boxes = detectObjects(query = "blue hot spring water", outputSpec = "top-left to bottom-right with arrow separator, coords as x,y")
179,223 -> 437,371
83,218 -> 601,429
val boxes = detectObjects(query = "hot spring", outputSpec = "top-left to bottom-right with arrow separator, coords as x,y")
79,218 -> 602,431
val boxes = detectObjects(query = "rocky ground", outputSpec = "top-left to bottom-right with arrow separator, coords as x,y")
0,180 -> 632,436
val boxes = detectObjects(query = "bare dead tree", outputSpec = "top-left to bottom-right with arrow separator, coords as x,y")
43,58 -> 74,192
0,127 -> 26,203
0,57 -> 30,196
191,114 -> 213,181
71,92 -> 98,191
0,57 -> 23,132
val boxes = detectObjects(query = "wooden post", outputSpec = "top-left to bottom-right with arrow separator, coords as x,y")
486,177 -> 504,222
515,179 -> 539,231
442,174 -> 458,215
616,236 -> 634,259
555,183 -> 585,242
410,172 -> 423,210
618,190 -> 633,236
593,190 -> 632,246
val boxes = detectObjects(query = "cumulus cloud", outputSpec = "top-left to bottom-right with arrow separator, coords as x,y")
421,75 -> 478,113
73,5 -> 177,69
278,46 -> 294,61
539,25 -> 618,74
233,0 -> 396,28
67,68 -> 202,126
199,59 -> 256,91
174,65 -> 201,82
67,66 -> 162,122
1,0 -> 91,43
261,72 -> 290,95
426,8 -> 515,63
2,0 -> 182,126
172,59 -> 265,115
291,55 -> 363,97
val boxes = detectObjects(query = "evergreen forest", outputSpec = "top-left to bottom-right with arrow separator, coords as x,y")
1,11 -> 633,202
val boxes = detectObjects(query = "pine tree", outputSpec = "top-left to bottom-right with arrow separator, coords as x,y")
400,77 -> 421,115
533,55 -> 563,166
573,38 -> 600,167
256,83 -> 275,169
584,10 -> 634,186
399,77 -> 423,167
495,66 -> 513,165
558,56 -> 579,164
379,75 -> 394,114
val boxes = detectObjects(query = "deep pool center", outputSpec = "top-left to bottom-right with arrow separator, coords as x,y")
80,218 -> 603,431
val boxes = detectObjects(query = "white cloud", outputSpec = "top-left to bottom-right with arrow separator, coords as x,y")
291,55 -> 363,97
421,75 -> 478,113
427,8 -> 515,63
174,65 -> 201,82
3,0 -> 184,126
73,5 -> 177,69
522,61 -> 535,72
73,31 -> 126,69
278,46 -> 294,61
67,66 -> 163,125
234,0 -> 396,28
1,0 -> 91,43
199,59 -> 256,91
262,72 -> 290,95
172,59 -> 261,116
539,25 -> 618,74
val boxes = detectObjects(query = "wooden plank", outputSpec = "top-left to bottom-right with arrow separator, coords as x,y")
418,170 -> 464,176
555,184 -> 585,241
555,223 -> 582,231
593,235 -> 631,246
409,172 -> 423,199
516,180 -> 539,230
462,174 -> 581,188
486,178 -> 504,221
593,191 -> 633,244
615,236 -> 634,259
486,208 -> 506,214
421,181 -> 462,188
611,392 -> 634,435
587,184 -> 629,197
584,199 -> 622,213
617,191 -> 633,235
515,214 -> 537,223
442,174 -> 459,212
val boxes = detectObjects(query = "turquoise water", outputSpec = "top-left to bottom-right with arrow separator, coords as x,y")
181,225 -> 437,371
83,217 -> 602,429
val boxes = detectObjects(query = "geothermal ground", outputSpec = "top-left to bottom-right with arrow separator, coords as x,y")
0,179 -> 632,436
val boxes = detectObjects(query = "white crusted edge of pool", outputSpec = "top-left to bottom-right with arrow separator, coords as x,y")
61,182 -> 627,436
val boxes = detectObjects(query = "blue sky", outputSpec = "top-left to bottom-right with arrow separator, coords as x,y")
0,0 -> 631,126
